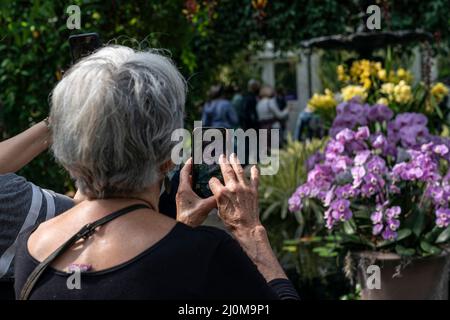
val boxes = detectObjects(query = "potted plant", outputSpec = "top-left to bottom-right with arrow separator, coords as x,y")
289,100 -> 450,299
259,138 -> 352,299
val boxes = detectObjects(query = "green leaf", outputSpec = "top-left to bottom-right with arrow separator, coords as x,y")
343,219 -> 356,235
435,226 -> 450,244
283,239 -> 301,246
282,245 -> 297,253
341,234 -> 375,248
261,202 -> 279,221
312,247 -> 338,257
280,198 -> 289,220
424,226 -> 444,242
397,228 -> 412,240
353,211 -> 370,219
395,244 -> 415,256
377,229 -> 412,248
420,240 -> 442,255
411,210 -> 426,237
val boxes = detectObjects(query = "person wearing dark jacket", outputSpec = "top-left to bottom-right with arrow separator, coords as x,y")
202,85 -> 238,129
0,119 -> 74,299
239,79 -> 260,131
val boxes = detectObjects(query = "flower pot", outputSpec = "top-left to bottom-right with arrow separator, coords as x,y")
354,251 -> 450,300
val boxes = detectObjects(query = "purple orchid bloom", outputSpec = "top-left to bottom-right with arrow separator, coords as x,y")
351,166 -> 366,187
372,134 -> 387,150
372,223 -> 384,235
433,144 -> 449,156
355,126 -> 370,140
382,228 -> 398,240
367,156 -> 387,175
435,208 -> 450,228
367,104 -> 394,122
371,210 -> 383,224
336,128 -> 355,143
354,150 -> 371,166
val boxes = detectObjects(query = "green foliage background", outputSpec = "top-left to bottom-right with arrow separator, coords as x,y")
0,0 -> 449,193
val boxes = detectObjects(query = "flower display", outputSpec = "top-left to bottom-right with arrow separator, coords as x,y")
431,82 -> 449,103
312,60 -> 449,132
379,81 -> 413,104
393,80 -> 413,104
290,101 -> 450,255
339,60 -> 413,89
341,85 -> 367,102
307,89 -> 337,112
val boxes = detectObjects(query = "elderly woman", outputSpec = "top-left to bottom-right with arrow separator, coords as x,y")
13,46 -> 298,300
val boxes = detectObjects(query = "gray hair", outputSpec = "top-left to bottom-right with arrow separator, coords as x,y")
50,45 -> 186,198
247,79 -> 260,92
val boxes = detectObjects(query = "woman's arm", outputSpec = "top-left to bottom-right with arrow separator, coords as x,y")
205,231 -> 279,299
268,99 -> 289,121
0,119 -> 51,174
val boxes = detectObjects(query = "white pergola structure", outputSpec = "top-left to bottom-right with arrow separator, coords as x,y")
254,41 -> 323,135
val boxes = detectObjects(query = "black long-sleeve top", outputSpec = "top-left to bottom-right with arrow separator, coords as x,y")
14,222 -> 299,300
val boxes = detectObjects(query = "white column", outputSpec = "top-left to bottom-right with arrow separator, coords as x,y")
261,60 -> 275,87
311,52 -> 322,94
289,53 -> 310,137
431,56 -> 438,82
411,46 -> 421,85
296,52 -> 309,112
412,45 -> 438,83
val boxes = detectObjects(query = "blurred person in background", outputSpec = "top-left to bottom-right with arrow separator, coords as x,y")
230,83 -> 244,123
294,105 -> 324,142
201,84 -> 238,129
275,87 -> 288,147
257,85 -> 290,132
0,119 -> 74,299
240,79 -> 260,131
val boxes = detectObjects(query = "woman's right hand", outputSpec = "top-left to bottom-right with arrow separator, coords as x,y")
208,153 -> 262,234
208,153 -> 287,282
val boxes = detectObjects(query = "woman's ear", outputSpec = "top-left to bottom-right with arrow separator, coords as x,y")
160,159 -> 175,175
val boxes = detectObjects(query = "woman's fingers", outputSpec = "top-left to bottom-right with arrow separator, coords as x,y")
229,153 -> 248,184
208,176 -> 225,197
179,158 -> 193,190
199,195 -> 217,211
250,165 -> 260,190
218,154 -> 236,184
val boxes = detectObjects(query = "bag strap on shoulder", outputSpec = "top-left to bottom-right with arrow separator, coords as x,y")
19,203 -> 150,300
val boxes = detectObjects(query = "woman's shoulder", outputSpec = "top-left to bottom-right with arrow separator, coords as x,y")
174,223 -> 237,252
173,223 -> 245,266
0,173 -> 31,195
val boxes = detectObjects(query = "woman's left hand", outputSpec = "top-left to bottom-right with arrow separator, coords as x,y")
176,158 -> 217,227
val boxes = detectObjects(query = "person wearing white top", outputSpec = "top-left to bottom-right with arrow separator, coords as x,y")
256,85 -> 290,130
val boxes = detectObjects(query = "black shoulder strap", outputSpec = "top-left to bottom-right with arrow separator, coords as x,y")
19,203 -> 150,300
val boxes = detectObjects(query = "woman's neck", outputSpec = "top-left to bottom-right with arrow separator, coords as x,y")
75,183 -> 161,218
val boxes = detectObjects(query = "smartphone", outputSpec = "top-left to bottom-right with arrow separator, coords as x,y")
192,127 -> 227,198
69,33 -> 101,64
